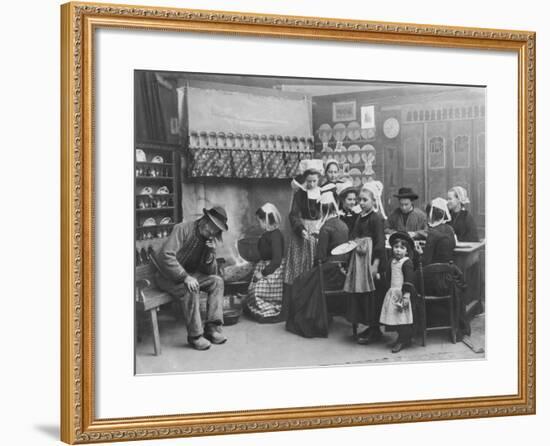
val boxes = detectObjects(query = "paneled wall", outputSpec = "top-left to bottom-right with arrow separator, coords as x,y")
312,87 -> 486,234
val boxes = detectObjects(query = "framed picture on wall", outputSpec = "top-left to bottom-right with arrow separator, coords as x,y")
360,104 -> 376,129
61,2 -> 535,444
332,100 -> 357,122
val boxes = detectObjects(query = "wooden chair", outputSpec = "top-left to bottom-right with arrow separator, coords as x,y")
136,249 -> 214,355
416,262 -> 460,346
317,259 -> 357,337
135,262 -> 174,356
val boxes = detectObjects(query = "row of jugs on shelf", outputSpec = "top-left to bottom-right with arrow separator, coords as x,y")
136,165 -> 172,178
189,131 -> 314,151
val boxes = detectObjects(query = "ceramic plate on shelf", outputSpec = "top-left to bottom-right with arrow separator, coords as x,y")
362,144 -> 376,152
347,121 -> 361,140
136,149 -> 147,162
360,127 -> 376,140
318,123 -> 333,143
333,123 -> 347,142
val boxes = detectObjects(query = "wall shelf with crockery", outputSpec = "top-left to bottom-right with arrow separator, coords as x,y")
136,207 -> 175,213
136,222 -> 176,241
314,138 -> 377,147
316,143 -> 380,186
135,142 -> 181,252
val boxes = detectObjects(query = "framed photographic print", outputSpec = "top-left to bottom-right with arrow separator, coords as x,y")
60,2 -> 536,444
361,104 -> 376,129
332,100 -> 357,122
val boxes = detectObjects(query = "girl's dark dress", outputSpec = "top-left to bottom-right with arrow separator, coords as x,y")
345,210 -> 387,327
285,217 -> 349,338
339,208 -> 359,235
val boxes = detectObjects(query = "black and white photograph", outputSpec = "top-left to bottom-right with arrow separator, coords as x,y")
134,70 -> 486,375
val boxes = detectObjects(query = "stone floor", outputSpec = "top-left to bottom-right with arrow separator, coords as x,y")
135,310 -> 485,375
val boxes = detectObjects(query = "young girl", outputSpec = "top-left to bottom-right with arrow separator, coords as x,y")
337,180 -> 359,234
379,232 -> 417,353
344,181 -> 387,345
244,203 -> 285,323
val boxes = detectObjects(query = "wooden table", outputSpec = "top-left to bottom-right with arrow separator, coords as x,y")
453,241 -> 486,318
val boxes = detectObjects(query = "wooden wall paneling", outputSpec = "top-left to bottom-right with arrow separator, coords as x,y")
426,120 -> 448,201
401,122 -> 425,207
449,118 -> 474,211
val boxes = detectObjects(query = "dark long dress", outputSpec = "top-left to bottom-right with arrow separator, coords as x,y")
450,209 -> 479,242
449,208 -> 480,335
281,187 -> 322,319
420,223 -> 469,339
421,223 -> 456,265
345,210 -> 387,327
285,217 -> 349,338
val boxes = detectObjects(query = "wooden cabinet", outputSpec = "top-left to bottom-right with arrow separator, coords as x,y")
135,141 -> 181,264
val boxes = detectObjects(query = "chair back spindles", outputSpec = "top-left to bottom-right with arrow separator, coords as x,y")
416,261 -> 462,345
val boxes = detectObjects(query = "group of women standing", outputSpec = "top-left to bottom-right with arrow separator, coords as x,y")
242,157 -> 480,353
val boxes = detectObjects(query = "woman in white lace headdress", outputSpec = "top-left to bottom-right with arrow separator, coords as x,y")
284,160 -> 324,289
286,190 -> 349,338
243,203 -> 285,323
419,197 -> 456,265
447,186 -> 479,242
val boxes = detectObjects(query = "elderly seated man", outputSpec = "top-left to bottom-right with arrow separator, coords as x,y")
385,187 -> 427,240
154,206 -> 229,350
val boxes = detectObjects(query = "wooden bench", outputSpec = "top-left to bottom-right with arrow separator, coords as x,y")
135,263 -> 174,356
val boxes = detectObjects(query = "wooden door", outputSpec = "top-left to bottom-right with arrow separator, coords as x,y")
400,122 -> 425,207
425,121 -> 449,202
448,118 -> 474,203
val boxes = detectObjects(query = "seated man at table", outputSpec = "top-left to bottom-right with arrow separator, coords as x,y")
386,187 -> 427,240
154,206 -> 229,351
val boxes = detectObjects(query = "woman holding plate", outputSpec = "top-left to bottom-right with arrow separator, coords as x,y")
344,181 -> 388,345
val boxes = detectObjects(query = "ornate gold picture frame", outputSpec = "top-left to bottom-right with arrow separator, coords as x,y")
60,2 -> 536,443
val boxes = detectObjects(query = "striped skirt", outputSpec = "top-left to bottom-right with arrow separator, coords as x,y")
282,219 -> 320,286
